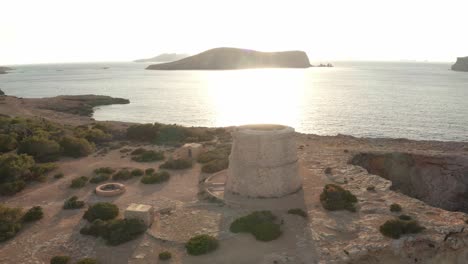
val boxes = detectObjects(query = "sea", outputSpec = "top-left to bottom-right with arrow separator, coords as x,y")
0,61 -> 467,142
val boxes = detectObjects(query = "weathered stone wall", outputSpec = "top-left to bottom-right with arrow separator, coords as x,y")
225,125 -> 302,198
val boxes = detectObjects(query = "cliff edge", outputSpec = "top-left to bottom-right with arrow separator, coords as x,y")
451,57 -> 468,72
146,47 -> 311,70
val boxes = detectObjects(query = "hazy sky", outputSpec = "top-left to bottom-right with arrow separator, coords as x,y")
1,0 -> 467,65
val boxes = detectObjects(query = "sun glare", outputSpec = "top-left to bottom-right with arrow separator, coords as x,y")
204,69 -> 307,128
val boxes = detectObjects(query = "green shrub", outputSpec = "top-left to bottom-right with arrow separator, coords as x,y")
83,202 -> 119,222
89,174 -> 110,183
131,168 -> 144,176
79,128 -> 112,144
50,255 -> 70,264
287,208 -> 307,218
131,148 -> 146,155
0,153 -> 35,188
366,185 -> 376,191
70,176 -> 89,188
102,218 -> 147,245
112,169 -> 132,181
0,204 -> 23,241
145,168 -> 155,175
390,203 -> 402,212
80,219 -> 107,237
63,196 -> 85,210
197,145 -> 231,164
0,134 -> 17,153
160,158 -> 192,170
17,136 -> 61,162
131,150 -> 164,162
0,180 -> 26,195
399,214 -> 412,221
230,211 -> 281,241
159,251 -> 172,260
185,234 -> 219,255
76,258 -> 98,264
201,158 -> 228,173
127,124 -> 160,142
140,171 -> 170,184
93,167 -> 115,175
54,173 -> 64,179
320,184 -> 357,212
60,136 -> 95,158
379,218 -> 425,239
22,206 -> 43,222
30,163 -> 58,180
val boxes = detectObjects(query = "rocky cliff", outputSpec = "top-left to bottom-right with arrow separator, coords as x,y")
451,57 -> 468,72
146,47 -> 311,70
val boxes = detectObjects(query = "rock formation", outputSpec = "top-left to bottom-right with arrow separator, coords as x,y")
0,66 -> 13,74
146,47 -> 311,70
134,53 -> 189,63
451,57 -> 468,72
225,124 -> 302,198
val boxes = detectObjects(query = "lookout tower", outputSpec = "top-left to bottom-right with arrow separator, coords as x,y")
225,124 -> 302,198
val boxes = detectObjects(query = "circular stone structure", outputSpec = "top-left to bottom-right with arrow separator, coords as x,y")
95,183 -> 126,197
225,124 -> 302,198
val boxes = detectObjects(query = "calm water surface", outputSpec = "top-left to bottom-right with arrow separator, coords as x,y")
1,61 -> 467,141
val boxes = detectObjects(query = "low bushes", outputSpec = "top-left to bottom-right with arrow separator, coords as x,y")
54,173 -> 64,179
0,153 -> 34,195
185,234 -> 219,255
50,256 -> 70,264
60,136 -> 95,158
198,144 -> 230,174
80,218 -> 147,246
112,169 -> 132,181
126,123 -> 214,145
70,176 -> 89,188
17,136 -> 61,162
93,167 -> 115,175
83,202 -> 119,222
0,204 -> 23,242
0,134 -> 17,153
160,158 -> 192,170
230,211 -> 282,241
159,251 -> 172,260
131,150 -> 164,162
140,171 -> 170,184
379,218 -> 425,239
390,203 -> 402,212
287,208 -> 307,218
89,174 -> 110,184
201,159 -> 228,174
63,196 -> 85,210
22,206 -> 43,222
145,168 -> 155,175
76,258 -> 98,264
320,184 -> 357,212
131,168 -> 144,176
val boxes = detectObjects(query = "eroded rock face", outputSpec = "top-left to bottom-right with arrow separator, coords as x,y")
350,152 -> 468,212
451,57 -> 468,72
146,47 -> 311,70
225,124 -> 302,198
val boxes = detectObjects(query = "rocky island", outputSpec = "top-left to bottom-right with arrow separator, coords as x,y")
134,53 -> 189,63
451,57 -> 468,72
146,47 -> 312,70
0,66 -> 13,74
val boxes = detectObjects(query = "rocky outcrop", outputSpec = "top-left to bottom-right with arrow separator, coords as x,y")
146,47 -> 311,70
134,53 -> 189,63
451,57 -> 468,72
36,95 -> 130,116
0,66 -> 13,74
350,152 -> 468,212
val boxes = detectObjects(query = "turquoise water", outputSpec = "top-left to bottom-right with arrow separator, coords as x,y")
0,61 -> 467,141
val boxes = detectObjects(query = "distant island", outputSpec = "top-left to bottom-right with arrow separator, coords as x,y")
134,53 -> 189,63
0,66 -> 13,74
146,47 -> 312,70
451,57 -> 468,72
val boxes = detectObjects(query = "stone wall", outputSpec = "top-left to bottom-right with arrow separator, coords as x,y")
225,125 -> 302,198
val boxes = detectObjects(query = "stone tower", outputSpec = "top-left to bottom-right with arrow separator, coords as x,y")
225,124 -> 302,198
